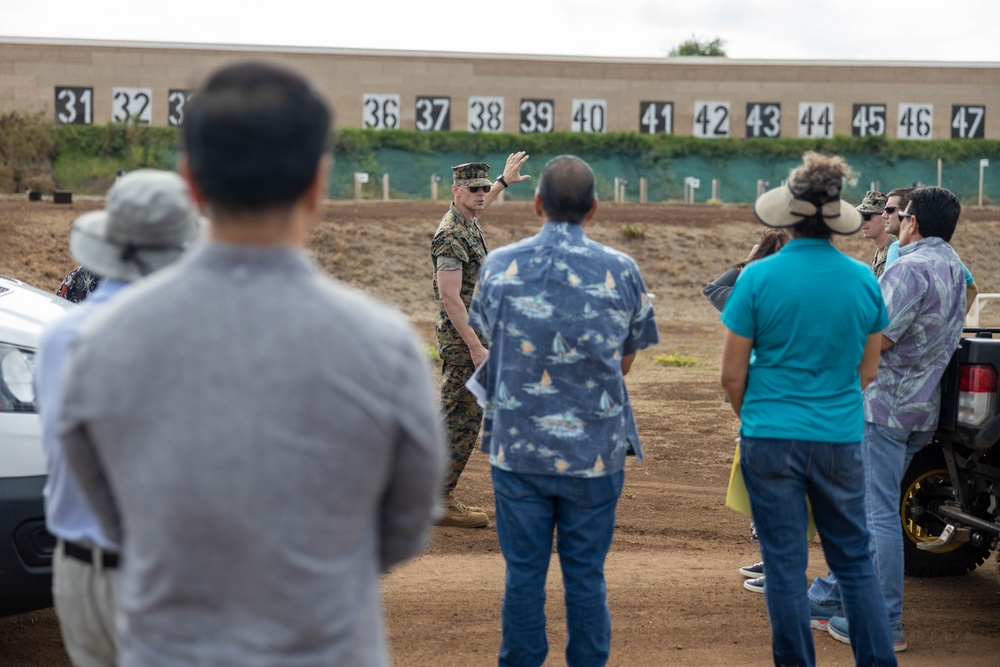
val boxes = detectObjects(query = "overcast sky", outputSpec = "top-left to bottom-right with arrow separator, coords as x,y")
3,0 -> 998,62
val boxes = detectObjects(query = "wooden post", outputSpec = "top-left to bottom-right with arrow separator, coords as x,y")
979,159 -> 989,208
639,177 -> 648,204
711,178 -> 720,201
937,159 -> 943,187
431,176 -> 438,201
382,173 -> 389,201
354,175 -> 362,201
613,177 -> 620,203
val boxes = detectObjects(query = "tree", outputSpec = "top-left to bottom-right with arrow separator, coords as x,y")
668,36 -> 727,57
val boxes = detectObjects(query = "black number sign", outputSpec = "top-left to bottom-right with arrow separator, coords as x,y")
951,105 -> 985,139
639,102 -> 673,134
851,104 -> 886,137
745,103 -> 781,138
520,99 -> 554,133
415,96 -> 450,131
54,86 -> 93,125
168,90 -> 193,127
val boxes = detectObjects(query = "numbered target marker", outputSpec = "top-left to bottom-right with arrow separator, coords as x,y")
519,99 -> 554,133
362,94 -> 400,130
898,104 -> 933,140
54,86 -> 93,125
571,99 -> 606,133
468,96 -> 504,133
167,90 -> 193,127
745,103 -> 781,138
851,104 -> 886,137
414,96 -> 451,131
112,87 -> 152,124
951,105 -> 985,139
693,101 -> 730,138
798,103 -> 833,138
639,102 -> 673,135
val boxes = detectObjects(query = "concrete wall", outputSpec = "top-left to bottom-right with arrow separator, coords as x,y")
1,37 -> 998,139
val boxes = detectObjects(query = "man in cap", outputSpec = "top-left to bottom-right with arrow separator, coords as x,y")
38,169 -> 202,667
59,61 -> 444,666
857,190 -> 893,278
432,153 -> 530,528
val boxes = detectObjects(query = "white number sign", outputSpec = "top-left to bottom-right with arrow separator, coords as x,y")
167,90 -> 193,127
951,105 -> 985,139
54,87 -> 93,125
519,99 -> 554,133
639,102 -> 673,135
112,87 -> 152,124
898,104 -> 933,140
693,101 -> 730,138
362,94 -> 400,129
415,96 -> 450,131
468,96 -> 504,132
745,103 -> 781,138
851,104 -> 886,137
798,103 -> 833,138
571,99 -> 606,133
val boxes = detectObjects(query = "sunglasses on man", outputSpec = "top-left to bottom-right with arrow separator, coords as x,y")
464,185 -> 492,193
883,206 -> 899,215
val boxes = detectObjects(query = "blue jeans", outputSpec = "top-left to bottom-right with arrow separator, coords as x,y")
809,422 -> 934,625
491,466 -> 624,667
740,437 -> 897,667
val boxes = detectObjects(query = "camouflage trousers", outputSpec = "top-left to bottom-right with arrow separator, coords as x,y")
441,360 -> 484,494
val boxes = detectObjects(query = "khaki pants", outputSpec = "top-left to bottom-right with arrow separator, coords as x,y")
53,540 -> 118,667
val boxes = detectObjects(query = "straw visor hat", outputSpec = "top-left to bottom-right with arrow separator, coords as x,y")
753,177 -> 862,235
70,170 -> 203,281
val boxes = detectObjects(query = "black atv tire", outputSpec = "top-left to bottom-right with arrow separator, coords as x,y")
901,445 -> 992,577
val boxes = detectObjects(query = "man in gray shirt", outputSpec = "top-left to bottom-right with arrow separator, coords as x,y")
59,62 -> 444,667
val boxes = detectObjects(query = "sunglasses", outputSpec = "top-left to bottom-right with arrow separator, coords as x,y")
883,206 -> 899,215
862,213 -> 874,221
465,185 -> 492,193
899,211 -> 915,220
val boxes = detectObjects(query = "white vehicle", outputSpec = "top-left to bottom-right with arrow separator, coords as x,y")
0,274 -> 71,613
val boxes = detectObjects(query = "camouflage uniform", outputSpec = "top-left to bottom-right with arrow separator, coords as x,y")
857,191 -> 892,278
871,234 -> 897,279
432,200 -> 489,494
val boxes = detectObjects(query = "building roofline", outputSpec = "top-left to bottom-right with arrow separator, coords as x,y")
1,35 -> 998,69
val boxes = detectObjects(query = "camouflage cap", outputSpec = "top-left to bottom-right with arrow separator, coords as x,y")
452,162 -> 492,187
857,190 -> 888,214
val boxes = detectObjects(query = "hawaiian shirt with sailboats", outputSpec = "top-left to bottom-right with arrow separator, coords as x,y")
468,221 -> 659,477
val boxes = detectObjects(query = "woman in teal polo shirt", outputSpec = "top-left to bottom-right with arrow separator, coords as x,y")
720,152 -> 897,667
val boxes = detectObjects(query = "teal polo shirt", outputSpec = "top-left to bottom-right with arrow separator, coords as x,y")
722,238 -> 889,443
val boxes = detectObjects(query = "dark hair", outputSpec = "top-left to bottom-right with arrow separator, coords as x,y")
182,61 -> 332,213
886,187 -> 916,209
735,228 -> 788,269
535,155 -> 596,224
786,151 -> 855,240
908,187 -> 961,242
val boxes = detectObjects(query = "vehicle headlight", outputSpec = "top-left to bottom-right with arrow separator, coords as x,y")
0,343 -> 36,413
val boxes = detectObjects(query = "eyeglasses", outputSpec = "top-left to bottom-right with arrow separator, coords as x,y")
883,206 -> 899,215
861,213 -> 873,221
465,185 -> 492,193
899,211 -> 915,220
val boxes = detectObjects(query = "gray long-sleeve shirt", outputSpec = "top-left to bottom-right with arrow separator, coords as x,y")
60,243 -> 444,667
704,267 -> 740,313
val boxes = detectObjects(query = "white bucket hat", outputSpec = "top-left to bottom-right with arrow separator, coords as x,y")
70,170 -> 203,281
754,181 -> 862,235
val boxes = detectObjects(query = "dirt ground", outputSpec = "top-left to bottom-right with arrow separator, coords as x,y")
2,198 -> 1000,666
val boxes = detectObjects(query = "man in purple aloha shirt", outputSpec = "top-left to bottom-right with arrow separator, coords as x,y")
808,187 -> 967,652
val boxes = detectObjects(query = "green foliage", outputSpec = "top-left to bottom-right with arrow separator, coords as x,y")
668,36 -> 727,57
0,111 -> 56,167
425,345 -> 442,363
654,353 -> 699,367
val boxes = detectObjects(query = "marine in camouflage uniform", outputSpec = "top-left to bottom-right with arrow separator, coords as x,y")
432,162 -> 492,528
857,190 -> 894,278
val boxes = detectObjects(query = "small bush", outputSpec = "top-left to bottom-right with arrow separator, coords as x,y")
426,346 -> 441,363
654,353 -> 698,367
619,223 -> 646,240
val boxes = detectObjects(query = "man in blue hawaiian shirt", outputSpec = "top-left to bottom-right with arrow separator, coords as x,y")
468,155 -> 658,666
809,187 -> 967,653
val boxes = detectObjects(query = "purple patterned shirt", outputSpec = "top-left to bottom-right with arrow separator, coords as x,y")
864,237 -> 966,432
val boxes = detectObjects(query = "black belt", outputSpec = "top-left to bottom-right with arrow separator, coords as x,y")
62,541 -> 119,569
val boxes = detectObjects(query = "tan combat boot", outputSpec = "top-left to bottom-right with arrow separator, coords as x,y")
435,493 -> 488,528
